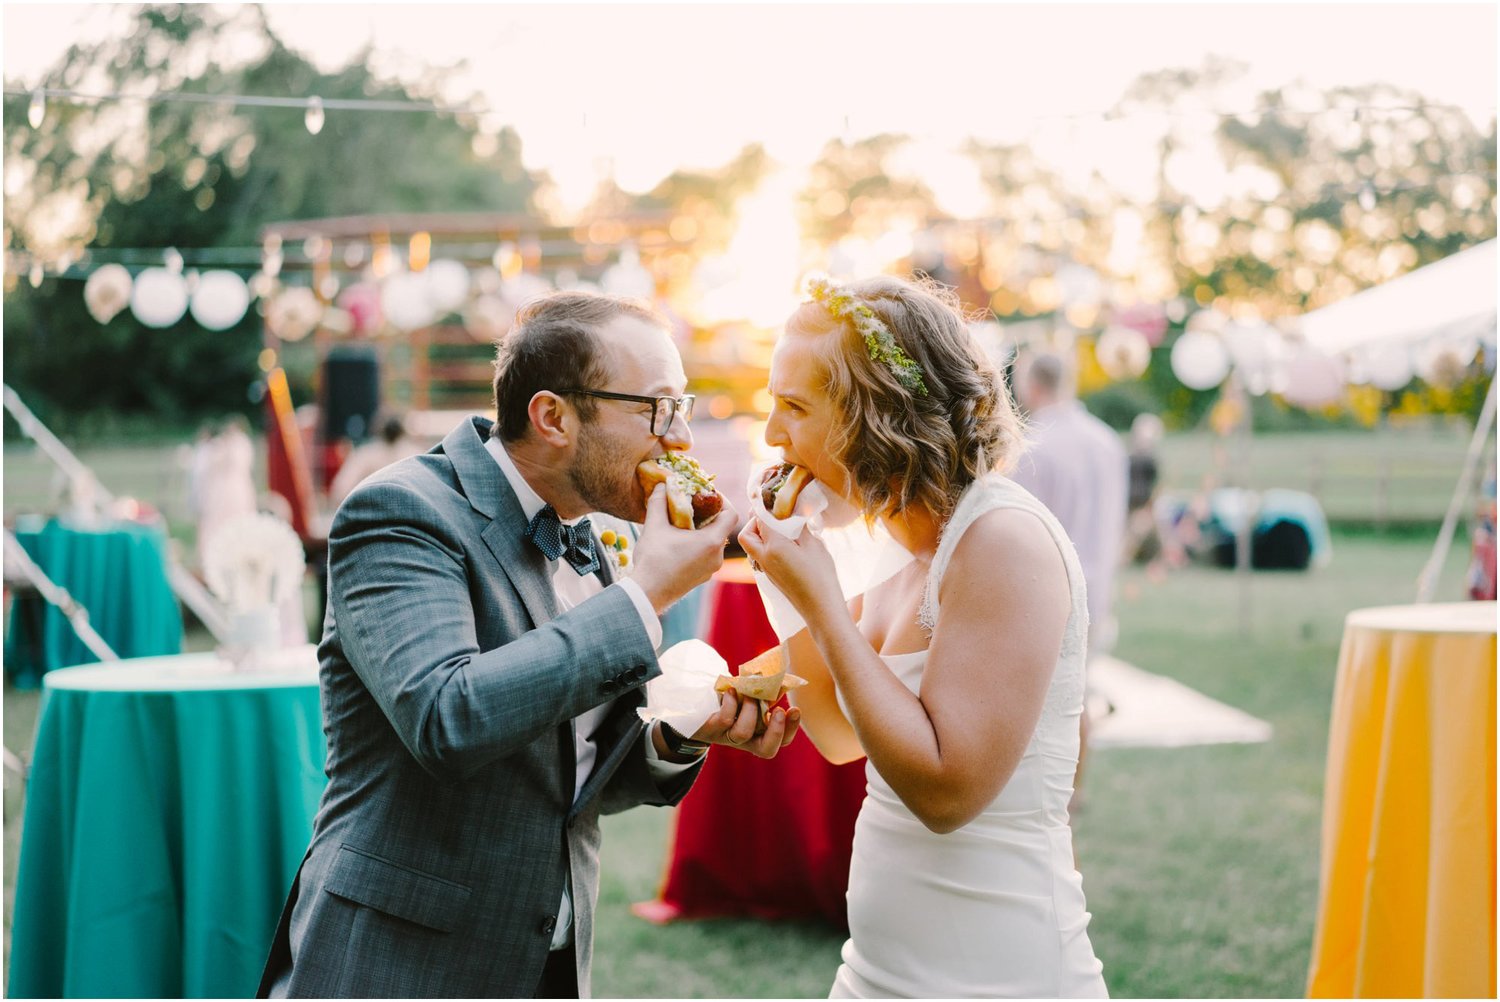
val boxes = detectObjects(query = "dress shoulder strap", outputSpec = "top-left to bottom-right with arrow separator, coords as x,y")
918,474 -> 1090,637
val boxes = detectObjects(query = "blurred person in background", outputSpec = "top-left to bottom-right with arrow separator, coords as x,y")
188,415 -> 258,557
1124,412 -> 1163,561
1010,351 -> 1128,813
327,412 -> 426,509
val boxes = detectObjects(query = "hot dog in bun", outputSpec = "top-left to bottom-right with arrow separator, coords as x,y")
758,462 -> 815,519
713,645 -> 807,734
637,452 -> 724,529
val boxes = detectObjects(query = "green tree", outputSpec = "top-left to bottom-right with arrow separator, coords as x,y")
4,3 -> 539,432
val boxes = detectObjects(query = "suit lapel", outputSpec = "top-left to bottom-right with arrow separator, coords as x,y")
441,417 -> 560,627
443,418 -> 648,820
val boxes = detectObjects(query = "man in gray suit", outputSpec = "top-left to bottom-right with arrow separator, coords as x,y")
259,292 -> 800,998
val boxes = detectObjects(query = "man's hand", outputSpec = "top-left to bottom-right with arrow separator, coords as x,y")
632,484 -> 740,614
693,689 -> 801,759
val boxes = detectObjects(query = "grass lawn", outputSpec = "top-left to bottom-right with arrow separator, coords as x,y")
1,424 -> 1484,996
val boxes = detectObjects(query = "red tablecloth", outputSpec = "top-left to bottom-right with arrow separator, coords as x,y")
634,560 -> 868,929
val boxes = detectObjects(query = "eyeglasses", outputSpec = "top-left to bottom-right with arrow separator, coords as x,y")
557,389 -> 696,436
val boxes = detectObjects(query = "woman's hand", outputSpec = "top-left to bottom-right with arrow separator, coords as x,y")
692,690 -> 801,759
737,516 -> 842,623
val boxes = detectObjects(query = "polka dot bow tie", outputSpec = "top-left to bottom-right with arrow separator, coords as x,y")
524,504 -> 601,577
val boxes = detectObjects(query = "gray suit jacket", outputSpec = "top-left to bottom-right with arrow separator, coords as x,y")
258,416 -> 700,998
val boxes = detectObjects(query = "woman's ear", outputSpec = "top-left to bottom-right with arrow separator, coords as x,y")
527,391 -> 572,447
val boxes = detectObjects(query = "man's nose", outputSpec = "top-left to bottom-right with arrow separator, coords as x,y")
660,410 -> 693,451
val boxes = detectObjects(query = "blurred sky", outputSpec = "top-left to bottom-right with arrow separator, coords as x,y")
4,2 -> 1496,211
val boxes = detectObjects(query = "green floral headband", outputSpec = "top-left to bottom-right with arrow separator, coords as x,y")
805,274 -> 929,397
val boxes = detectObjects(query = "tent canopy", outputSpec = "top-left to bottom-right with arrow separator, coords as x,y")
1299,240 -> 1497,356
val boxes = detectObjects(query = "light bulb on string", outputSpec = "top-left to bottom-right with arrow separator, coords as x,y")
28,90 -> 44,129
28,262 -> 43,287
1358,184 -> 1376,212
304,96 -> 325,136
164,247 -> 184,274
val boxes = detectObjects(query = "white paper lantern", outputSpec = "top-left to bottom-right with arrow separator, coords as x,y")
129,268 -> 189,328
601,245 -> 655,300
1170,331 -> 1231,390
1186,307 -> 1229,336
1415,337 -> 1478,389
1095,326 -> 1151,381
83,264 -> 133,324
189,270 -> 251,330
382,271 -> 436,331
266,287 -> 322,342
1362,343 -> 1414,391
463,295 -> 514,343
423,259 -> 471,314
1279,346 -> 1345,408
1055,263 -> 1103,308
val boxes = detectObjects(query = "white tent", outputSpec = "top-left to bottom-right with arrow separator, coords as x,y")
1296,241 -> 1497,602
1300,239 -> 1497,356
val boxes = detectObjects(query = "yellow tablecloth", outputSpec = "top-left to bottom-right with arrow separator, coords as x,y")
1308,602 -> 1496,999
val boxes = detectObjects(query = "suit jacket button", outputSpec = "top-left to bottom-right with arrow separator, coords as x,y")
601,679 -> 616,695
540,916 -> 556,935
632,665 -> 648,680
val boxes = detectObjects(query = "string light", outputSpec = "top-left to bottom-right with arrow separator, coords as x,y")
304,96 -> 324,136
4,86 -> 1491,132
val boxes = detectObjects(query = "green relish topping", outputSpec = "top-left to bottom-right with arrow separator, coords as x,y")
657,452 -> 716,494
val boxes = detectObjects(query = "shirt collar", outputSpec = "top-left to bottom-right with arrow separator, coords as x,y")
484,435 -> 586,528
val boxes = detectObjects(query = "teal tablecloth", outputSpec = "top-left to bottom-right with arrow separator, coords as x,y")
5,517 -> 184,687
7,649 -> 326,999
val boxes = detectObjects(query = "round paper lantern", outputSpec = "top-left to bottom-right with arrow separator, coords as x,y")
266,287 -> 322,342
129,268 -> 189,328
336,282 -> 384,337
1362,343 -> 1414,391
1170,331 -> 1231,390
83,264 -> 133,324
1095,326 -> 1151,381
382,271 -> 436,331
424,259 -> 471,314
1416,337 -> 1477,389
189,270 -> 251,330
601,245 -> 654,300
1186,307 -> 1229,336
1221,321 -> 1287,394
1113,302 -> 1168,345
463,295 -> 514,343
1279,346 -> 1345,408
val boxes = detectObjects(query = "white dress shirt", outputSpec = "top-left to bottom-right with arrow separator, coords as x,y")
484,437 -> 693,950
1010,400 -> 1129,635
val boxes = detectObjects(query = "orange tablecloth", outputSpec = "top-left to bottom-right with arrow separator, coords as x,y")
1307,602 -> 1497,998
635,559 -> 868,928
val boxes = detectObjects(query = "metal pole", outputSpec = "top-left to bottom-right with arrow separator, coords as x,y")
1416,376 -> 1497,602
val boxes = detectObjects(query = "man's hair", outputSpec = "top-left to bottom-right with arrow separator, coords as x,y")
1025,351 -> 1067,396
787,274 -> 1026,521
491,291 -> 667,442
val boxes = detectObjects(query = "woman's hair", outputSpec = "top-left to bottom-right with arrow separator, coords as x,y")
491,291 -> 664,442
788,274 -> 1025,520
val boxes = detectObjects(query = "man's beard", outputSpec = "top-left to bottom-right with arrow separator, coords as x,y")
568,424 -> 643,521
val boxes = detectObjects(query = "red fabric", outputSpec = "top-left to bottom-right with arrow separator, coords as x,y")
638,561 -> 867,929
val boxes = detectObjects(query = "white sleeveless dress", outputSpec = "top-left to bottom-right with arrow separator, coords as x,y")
829,474 -> 1108,999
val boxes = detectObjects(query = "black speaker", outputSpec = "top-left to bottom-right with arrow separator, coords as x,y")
321,345 -> 381,442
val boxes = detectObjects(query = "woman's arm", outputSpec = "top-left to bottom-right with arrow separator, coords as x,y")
745,509 -> 1070,833
783,602 -> 866,765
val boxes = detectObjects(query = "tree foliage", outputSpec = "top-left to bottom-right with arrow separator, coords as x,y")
4,4 -> 539,431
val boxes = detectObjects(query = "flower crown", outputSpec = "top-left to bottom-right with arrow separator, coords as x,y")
805,274 -> 929,397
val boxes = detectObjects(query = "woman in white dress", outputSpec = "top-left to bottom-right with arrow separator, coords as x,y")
739,275 -> 1108,998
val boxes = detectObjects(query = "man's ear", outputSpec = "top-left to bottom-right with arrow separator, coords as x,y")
527,391 -> 573,447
